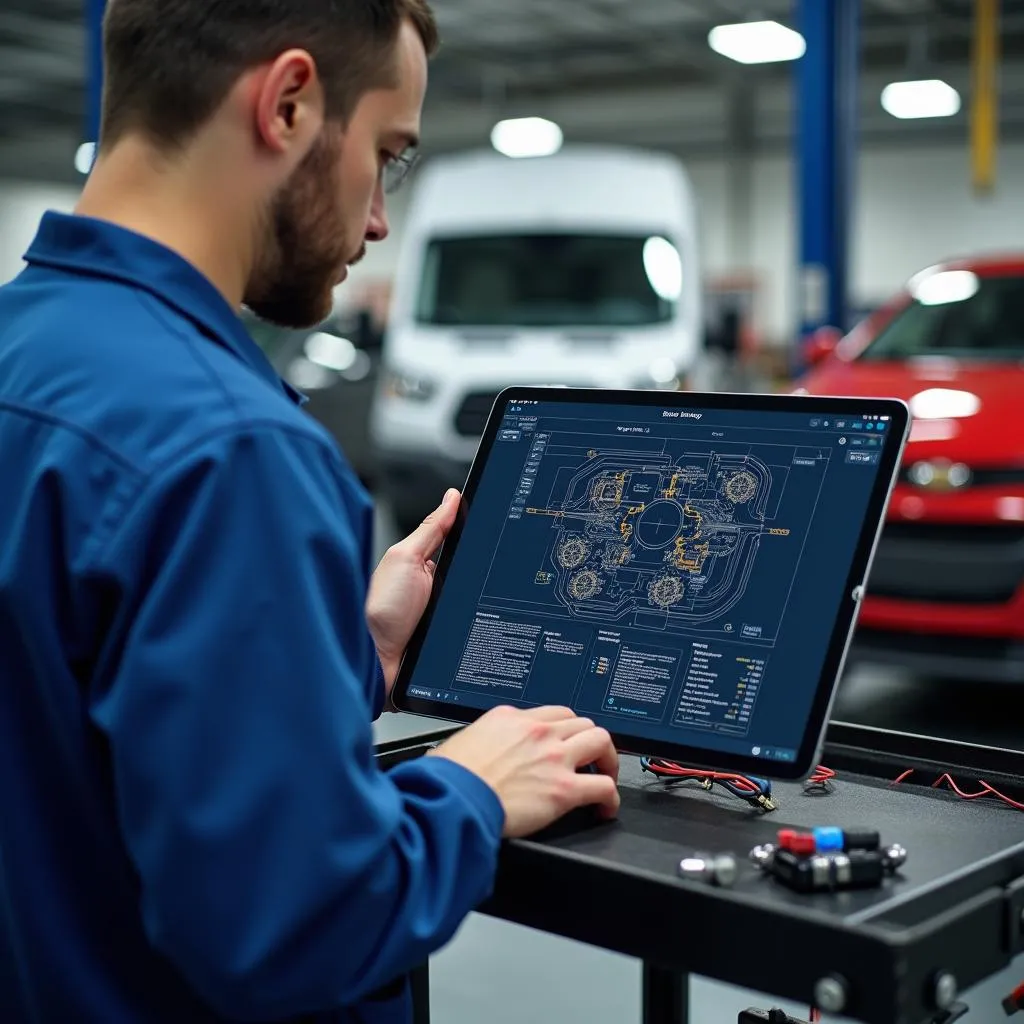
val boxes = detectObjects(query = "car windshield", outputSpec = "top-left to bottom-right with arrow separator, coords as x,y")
859,272 -> 1024,362
415,233 -> 680,328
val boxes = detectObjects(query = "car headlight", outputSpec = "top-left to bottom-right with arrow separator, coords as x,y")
382,370 -> 437,402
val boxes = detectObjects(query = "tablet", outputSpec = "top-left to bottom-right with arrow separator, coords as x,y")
392,387 -> 910,780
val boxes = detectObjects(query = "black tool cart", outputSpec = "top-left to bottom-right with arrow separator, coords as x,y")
376,720 -> 1024,1024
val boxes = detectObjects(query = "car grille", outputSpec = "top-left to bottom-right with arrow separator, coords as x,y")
453,391 -> 502,437
899,465 -> 1024,488
866,523 -> 1024,605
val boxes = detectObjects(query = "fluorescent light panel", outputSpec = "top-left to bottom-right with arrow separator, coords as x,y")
708,20 -> 806,65
491,117 -> 563,159
75,142 -> 96,175
881,79 -> 961,119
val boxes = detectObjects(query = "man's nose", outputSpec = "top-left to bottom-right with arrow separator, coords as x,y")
365,181 -> 390,244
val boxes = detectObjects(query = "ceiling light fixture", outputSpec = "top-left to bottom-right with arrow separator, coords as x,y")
490,117 -> 563,159
74,142 -> 96,175
707,20 -> 806,65
881,79 -> 961,119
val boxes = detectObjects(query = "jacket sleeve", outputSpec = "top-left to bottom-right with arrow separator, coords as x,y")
87,423 -> 504,1021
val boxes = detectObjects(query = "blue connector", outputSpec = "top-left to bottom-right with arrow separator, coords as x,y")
813,826 -> 844,853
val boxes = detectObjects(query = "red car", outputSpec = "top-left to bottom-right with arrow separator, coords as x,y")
795,256 -> 1024,682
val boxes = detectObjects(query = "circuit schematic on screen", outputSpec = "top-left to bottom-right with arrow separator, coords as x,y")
524,452 -> 775,627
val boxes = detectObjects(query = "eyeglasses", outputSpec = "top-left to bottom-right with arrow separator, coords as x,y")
382,147 -> 420,195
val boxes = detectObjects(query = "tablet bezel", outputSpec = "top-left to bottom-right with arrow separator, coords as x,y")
391,386 -> 910,780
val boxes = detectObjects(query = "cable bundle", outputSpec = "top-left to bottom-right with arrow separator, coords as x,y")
640,757 -> 777,811
807,765 -> 836,789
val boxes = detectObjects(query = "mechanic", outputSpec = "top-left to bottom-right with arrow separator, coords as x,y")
0,1 -> 620,1021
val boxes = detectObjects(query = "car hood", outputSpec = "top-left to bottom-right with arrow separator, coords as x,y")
799,359 -> 1024,466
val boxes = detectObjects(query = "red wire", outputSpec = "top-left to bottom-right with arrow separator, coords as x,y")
645,759 -> 835,792
979,780 -> 1024,811
894,769 -> 1024,811
810,1008 -> 821,1023
643,760 -> 762,793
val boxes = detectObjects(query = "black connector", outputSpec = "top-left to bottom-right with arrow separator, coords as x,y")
770,848 -> 887,893
842,829 -> 880,852
739,1009 -> 811,1024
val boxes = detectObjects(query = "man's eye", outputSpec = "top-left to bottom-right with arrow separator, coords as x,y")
381,147 -> 420,195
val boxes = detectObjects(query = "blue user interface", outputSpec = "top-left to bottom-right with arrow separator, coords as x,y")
406,399 -> 890,765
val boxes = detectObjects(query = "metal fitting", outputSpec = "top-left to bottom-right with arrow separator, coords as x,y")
933,972 -> 958,1011
677,852 -> 738,888
814,975 -> 848,1014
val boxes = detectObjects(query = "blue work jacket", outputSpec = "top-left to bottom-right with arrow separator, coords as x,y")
0,212 -> 504,1023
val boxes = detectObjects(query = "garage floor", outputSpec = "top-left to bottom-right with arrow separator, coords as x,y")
371,503 -> 1024,1024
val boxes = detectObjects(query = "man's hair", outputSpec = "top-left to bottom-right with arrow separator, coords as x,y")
99,0 -> 438,150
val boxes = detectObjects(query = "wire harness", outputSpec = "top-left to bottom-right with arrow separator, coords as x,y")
641,757 -> 837,812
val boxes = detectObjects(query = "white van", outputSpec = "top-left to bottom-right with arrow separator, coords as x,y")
369,145 -> 703,532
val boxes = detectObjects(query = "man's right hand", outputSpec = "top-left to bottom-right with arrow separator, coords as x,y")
427,705 -> 620,838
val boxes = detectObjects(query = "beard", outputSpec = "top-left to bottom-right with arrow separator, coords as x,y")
244,132 -> 353,330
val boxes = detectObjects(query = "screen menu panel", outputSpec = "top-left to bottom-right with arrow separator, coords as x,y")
406,399 -> 891,767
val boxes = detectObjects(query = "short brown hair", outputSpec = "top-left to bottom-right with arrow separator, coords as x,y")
100,0 -> 438,150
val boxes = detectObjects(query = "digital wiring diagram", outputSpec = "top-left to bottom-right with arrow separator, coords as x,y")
480,435 -> 829,645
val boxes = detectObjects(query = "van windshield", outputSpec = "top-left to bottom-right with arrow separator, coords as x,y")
415,233 -> 680,328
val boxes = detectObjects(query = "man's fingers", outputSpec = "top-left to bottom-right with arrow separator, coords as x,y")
548,716 -> 598,740
521,705 -> 576,722
403,488 -> 460,556
563,727 -> 620,783
572,772 -> 621,820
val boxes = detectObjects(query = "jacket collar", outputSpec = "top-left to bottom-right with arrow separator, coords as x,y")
24,211 -> 306,406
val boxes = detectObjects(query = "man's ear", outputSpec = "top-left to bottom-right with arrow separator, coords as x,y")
253,49 -> 324,159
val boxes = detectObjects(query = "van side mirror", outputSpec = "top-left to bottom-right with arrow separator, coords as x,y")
802,326 -> 843,367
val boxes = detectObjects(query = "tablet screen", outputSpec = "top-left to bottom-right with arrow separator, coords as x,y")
396,391 -> 906,776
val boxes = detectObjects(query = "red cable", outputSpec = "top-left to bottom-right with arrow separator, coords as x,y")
979,780 -> 1024,811
643,760 -> 762,793
894,769 -> 1024,811
645,759 -> 835,792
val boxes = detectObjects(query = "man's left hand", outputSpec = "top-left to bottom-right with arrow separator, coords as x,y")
367,488 -> 461,705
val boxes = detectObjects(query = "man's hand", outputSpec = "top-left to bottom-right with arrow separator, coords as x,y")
367,489 -> 461,701
427,705 -> 620,837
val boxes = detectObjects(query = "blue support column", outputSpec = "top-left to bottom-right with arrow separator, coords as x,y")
796,0 -> 860,346
86,0 -> 106,147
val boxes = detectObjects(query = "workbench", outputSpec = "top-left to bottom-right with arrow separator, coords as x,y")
376,721 -> 1024,1024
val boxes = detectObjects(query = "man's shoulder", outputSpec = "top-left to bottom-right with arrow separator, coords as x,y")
0,268 -> 331,474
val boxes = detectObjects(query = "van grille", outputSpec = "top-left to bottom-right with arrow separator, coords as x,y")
454,392 -> 501,437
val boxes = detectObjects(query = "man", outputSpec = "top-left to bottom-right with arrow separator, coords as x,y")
0,1 -> 620,1021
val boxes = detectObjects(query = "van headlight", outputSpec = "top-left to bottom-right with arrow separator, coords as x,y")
632,357 -> 684,391
382,370 -> 437,402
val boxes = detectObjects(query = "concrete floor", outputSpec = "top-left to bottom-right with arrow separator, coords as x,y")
371,503 -> 1024,1024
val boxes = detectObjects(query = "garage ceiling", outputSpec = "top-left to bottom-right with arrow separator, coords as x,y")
2,0 -> 1024,182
